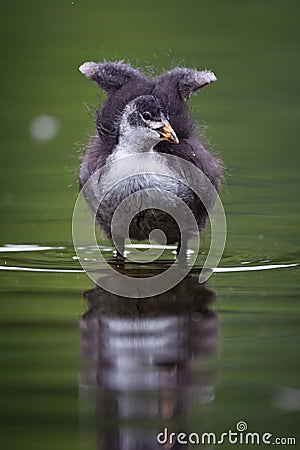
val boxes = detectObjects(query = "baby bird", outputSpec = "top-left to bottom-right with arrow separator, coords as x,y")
79,61 -> 222,257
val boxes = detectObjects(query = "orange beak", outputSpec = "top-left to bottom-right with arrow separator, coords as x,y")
158,115 -> 179,144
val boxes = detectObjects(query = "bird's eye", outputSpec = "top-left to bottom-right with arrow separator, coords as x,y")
141,111 -> 151,121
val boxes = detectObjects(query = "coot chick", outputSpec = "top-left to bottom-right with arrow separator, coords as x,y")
79,61 -> 222,257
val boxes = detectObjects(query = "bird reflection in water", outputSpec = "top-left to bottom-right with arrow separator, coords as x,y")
79,273 -> 218,450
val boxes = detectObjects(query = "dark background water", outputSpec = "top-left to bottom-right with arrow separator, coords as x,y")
0,0 -> 299,449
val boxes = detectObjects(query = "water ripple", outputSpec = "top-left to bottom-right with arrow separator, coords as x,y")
0,265 -> 83,273
0,244 -> 298,274
0,244 -> 65,253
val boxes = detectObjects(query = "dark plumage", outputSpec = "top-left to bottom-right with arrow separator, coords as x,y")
79,61 -> 222,257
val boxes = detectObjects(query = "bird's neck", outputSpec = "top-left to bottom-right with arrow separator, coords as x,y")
114,132 -> 156,157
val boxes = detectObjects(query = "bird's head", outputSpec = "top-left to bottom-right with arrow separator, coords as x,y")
118,95 -> 179,151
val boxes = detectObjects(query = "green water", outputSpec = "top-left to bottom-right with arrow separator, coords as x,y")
0,0 -> 299,449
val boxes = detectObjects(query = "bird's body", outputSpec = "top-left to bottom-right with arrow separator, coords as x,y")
79,61 -> 222,256
97,157 -> 196,247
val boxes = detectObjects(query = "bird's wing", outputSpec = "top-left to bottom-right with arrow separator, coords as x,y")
79,61 -> 146,94
157,67 -> 216,100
